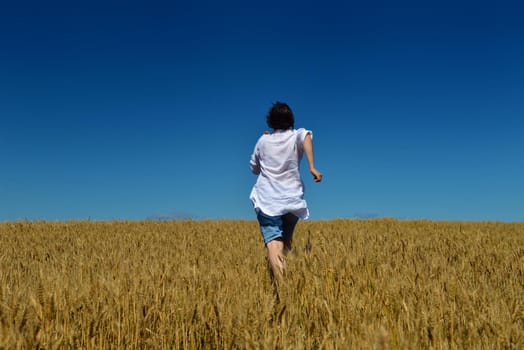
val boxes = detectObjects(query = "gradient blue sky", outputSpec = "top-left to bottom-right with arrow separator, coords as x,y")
1,1 -> 523,221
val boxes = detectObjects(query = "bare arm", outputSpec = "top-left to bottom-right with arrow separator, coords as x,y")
303,133 -> 322,182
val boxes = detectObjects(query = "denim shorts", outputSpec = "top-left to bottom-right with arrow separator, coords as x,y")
256,210 -> 299,245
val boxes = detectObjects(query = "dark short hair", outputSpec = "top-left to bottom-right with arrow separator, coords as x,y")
266,102 -> 294,130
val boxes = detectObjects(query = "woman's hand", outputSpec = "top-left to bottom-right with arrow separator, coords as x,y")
310,168 -> 323,182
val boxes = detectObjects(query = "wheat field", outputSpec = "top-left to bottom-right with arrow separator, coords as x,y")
0,219 -> 522,349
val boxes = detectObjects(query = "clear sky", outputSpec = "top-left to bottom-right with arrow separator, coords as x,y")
1,1 -> 523,222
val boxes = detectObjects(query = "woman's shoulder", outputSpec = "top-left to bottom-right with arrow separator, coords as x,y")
254,132 -> 271,147
293,128 -> 313,141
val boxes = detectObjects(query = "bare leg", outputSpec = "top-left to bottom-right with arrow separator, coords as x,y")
266,238 -> 286,283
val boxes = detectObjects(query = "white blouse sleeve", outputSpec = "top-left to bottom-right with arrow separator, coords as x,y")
296,128 -> 313,149
250,140 -> 262,175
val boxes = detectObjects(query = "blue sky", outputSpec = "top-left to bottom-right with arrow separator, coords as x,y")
1,1 -> 523,221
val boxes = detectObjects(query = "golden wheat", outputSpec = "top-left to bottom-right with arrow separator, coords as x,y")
0,219 -> 522,349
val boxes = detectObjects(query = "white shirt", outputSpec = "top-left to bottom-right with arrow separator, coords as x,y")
249,128 -> 312,219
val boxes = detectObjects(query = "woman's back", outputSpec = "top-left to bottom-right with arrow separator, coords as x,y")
250,128 -> 312,218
